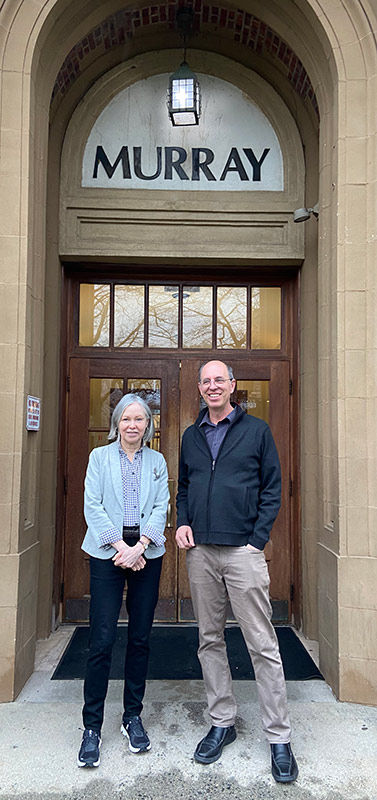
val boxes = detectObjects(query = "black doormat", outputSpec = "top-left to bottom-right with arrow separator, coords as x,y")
52,625 -> 323,681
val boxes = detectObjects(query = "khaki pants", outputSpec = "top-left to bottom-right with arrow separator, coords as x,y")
186,544 -> 291,743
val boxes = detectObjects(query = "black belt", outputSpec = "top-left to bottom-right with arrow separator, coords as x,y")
123,525 -> 140,541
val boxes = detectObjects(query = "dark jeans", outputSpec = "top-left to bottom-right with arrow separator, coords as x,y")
82,554 -> 162,731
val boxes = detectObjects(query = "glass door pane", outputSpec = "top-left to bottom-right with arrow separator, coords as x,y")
148,286 -> 179,347
217,286 -> 247,348
127,378 -> 161,451
114,285 -> 145,347
182,286 -> 213,348
251,287 -> 281,349
234,380 -> 269,423
79,284 -> 110,347
89,377 -> 123,450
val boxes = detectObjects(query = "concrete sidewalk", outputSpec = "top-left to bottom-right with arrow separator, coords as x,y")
0,627 -> 376,800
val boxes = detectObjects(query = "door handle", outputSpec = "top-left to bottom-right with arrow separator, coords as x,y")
167,479 -> 174,528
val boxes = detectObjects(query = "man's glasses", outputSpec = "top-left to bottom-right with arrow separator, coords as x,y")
200,377 -> 232,387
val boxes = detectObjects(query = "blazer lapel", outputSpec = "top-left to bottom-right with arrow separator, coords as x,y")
140,446 -> 153,511
108,441 -> 123,512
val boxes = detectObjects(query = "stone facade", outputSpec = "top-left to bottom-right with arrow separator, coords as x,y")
0,0 -> 376,704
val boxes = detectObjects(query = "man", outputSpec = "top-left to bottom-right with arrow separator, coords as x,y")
176,360 -> 298,784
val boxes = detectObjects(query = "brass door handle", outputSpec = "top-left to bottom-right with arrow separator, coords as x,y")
167,479 -> 174,528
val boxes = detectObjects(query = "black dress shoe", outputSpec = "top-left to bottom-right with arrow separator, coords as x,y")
270,742 -> 298,783
194,725 -> 237,764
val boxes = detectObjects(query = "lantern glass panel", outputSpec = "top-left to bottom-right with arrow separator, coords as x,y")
172,78 -> 195,110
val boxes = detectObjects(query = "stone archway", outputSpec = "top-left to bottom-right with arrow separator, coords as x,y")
0,0 -> 376,704
51,3 -> 319,115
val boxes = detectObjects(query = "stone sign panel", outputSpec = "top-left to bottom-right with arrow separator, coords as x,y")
82,74 -> 283,191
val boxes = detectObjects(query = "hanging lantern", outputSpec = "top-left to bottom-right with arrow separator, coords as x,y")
168,61 -> 201,126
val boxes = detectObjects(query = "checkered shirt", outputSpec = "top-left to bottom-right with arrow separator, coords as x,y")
99,446 -> 165,548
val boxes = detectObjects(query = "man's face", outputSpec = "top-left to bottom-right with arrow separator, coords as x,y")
198,361 -> 235,415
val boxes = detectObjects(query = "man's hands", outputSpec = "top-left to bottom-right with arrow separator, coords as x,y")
175,529 -> 260,552
112,541 -> 146,570
175,525 -> 195,549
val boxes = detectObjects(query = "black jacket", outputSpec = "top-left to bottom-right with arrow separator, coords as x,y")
176,404 -> 281,550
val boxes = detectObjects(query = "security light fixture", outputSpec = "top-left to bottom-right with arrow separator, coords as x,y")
293,203 -> 319,222
168,8 -> 201,127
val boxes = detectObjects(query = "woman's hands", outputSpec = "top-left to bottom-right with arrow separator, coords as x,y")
112,541 -> 146,571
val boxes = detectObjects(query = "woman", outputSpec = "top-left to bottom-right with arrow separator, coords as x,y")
77,393 -> 169,768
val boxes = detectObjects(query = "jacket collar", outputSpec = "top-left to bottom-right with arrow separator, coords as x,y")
195,402 -> 244,428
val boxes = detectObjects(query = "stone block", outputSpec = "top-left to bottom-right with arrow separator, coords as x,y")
0,553 -> 18,606
339,556 -> 377,609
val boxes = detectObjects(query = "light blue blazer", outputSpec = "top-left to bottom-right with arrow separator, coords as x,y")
81,441 -> 169,560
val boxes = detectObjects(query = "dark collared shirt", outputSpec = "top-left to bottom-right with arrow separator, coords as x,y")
199,407 -> 237,460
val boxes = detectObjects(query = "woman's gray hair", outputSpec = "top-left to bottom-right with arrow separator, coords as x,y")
108,393 -> 155,444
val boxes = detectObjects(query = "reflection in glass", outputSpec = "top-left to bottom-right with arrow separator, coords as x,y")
183,286 -> 212,348
251,287 -> 281,349
234,380 -> 269,423
89,431 -> 110,452
149,286 -> 179,348
217,287 -> 247,348
114,285 -> 145,347
79,284 -> 110,347
127,378 -> 161,451
89,378 -> 124,429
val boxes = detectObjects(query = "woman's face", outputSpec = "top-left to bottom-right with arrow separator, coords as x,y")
118,402 -> 148,451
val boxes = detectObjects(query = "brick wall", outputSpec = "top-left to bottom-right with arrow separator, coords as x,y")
52,1 -> 318,115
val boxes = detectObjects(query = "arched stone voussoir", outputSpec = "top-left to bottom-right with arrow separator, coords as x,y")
1,0 -> 374,116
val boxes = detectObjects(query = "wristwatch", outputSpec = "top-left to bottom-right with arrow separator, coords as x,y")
139,538 -> 149,552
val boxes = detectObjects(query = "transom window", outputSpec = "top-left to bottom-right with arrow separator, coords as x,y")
78,282 -> 281,350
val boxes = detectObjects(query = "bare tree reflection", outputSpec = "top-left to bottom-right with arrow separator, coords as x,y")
80,284 -> 110,346
183,286 -> 212,348
115,286 -> 145,347
128,379 -> 161,451
149,288 -> 179,347
89,379 -> 123,429
81,282 -> 280,352
217,287 -> 247,348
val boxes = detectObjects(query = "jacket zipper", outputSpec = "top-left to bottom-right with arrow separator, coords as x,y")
207,456 -> 216,536
198,411 -> 242,539
197,427 -> 215,538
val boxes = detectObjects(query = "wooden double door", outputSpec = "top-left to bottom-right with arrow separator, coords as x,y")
63,354 -> 292,623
